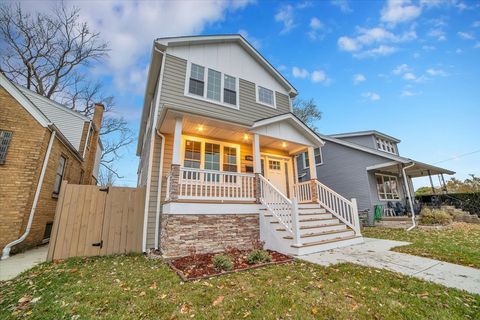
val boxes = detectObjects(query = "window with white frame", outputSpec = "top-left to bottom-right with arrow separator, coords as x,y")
182,137 -> 240,173
375,174 -> 400,200
375,137 -> 396,154
223,146 -> 238,172
257,86 -> 275,107
204,143 -> 220,171
188,64 -> 205,96
186,62 -> 238,108
314,148 -> 323,166
0,130 -> 13,164
53,155 -> 67,195
184,140 -> 201,169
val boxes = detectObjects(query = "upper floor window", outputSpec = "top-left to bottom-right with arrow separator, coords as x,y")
189,63 -> 205,96
0,130 -> 13,164
314,148 -> 323,166
375,137 -> 396,154
257,86 -> 275,107
186,62 -> 238,108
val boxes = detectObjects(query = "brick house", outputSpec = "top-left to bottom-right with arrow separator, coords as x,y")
0,73 -> 103,258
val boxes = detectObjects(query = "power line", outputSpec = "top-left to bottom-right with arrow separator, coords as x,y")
433,149 -> 480,165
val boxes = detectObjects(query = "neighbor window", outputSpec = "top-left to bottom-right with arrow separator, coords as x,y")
188,63 -> 205,96
53,155 -> 66,195
223,74 -> 237,105
207,69 -> 221,101
0,130 -> 13,164
257,86 -> 274,106
376,137 -> 396,154
314,148 -> 323,166
303,152 -> 309,168
376,174 -> 400,200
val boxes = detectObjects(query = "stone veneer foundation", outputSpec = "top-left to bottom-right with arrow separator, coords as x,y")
160,214 -> 259,258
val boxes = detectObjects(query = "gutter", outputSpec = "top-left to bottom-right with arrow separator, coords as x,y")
2,129 -> 56,260
402,162 -> 417,231
154,129 -> 165,250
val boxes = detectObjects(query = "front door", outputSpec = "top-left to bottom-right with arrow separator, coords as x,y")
261,155 -> 289,196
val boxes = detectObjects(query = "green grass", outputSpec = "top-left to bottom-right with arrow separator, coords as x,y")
363,223 -> 480,268
1,255 -> 479,319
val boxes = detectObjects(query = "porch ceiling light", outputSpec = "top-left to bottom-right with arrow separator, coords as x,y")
197,125 -> 204,132
282,142 -> 287,148
243,134 -> 249,141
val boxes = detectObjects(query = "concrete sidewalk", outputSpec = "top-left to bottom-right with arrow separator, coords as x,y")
0,245 -> 48,281
299,237 -> 480,295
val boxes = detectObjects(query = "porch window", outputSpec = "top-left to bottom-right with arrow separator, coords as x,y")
223,74 -> 236,105
257,86 -> 274,107
207,69 -> 221,101
376,174 -> 400,200
53,155 -> 67,195
204,143 -> 220,170
184,140 -> 201,169
223,146 -> 238,172
188,63 -> 205,96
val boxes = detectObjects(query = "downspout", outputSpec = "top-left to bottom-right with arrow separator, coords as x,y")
402,162 -> 416,231
82,122 -> 92,158
141,46 -> 165,253
2,129 -> 56,260
154,129 -> 165,250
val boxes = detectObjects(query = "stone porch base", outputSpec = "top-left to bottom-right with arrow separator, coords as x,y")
160,214 -> 259,258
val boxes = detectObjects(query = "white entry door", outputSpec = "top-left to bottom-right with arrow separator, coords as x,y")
262,155 -> 289,196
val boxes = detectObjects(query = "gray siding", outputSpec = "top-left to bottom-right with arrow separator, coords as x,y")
336,135 -> 376,149
145,133 -> 162,249
316,140 -> 406,212
159,54 -> 290,125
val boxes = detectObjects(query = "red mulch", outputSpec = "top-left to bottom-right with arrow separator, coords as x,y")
169,249 -> 293,281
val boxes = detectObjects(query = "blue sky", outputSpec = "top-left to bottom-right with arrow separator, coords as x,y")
24,0 -> 480,188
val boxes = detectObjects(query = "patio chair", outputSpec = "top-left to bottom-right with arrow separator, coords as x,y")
395,202 -> 407,216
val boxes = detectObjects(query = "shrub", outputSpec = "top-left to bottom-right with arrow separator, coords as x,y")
420,208 -> 452,225
247,249 -> 272,264
212,254 -> 233,271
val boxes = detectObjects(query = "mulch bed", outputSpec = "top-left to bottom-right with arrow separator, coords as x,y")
169,249 -> 293,281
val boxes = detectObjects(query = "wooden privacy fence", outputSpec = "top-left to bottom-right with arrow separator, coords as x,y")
47,182 -> 145,261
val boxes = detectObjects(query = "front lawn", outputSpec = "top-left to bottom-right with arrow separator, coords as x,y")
363,223 -> 480,268
1,255 -> 479,319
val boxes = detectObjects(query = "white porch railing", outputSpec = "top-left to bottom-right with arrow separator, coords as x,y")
314,180 -> 361,235
259,175 -> 301,245
293,181 -> 312,203
168,167 -> 256,201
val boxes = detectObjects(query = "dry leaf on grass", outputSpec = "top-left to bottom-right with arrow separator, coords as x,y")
212,296 -> 224,306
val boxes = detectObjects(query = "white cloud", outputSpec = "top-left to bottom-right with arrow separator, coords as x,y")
401,89 -> 420,97
426,68 -> 447,76
422,45 -> 436,50
392,64 -> 411,75
381,0 -> 422,25
473,21 -> 480,28
277,64 -> 288,72
427,28 -> 447,41
311,70 -> 329,83
275,4 -> 295,33
475,42 -> 480,49
458,31 -> 475,40
337,26 -> 415,58
292,67 -> 309,79
362,92 -> 381,101
456,48 -> 463,54
403,72 -> 417,80
238,29 -> 261,49
308,17 -> 326,40
353,73 -> 366,84
331,0 -> 352,13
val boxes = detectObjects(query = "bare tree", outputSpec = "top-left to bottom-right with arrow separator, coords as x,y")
0,2 -> 133,179
292,98 -> 322,132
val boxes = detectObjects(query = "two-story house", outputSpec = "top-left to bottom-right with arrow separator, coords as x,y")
295,130 -> 454,217
137,35 -> 363,258
0,73 -> 103,259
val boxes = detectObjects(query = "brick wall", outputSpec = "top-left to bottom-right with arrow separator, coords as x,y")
0,87 -> 85,252
159,214 -> 259,258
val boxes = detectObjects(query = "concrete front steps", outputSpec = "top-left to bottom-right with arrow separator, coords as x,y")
261,203 -> 363,256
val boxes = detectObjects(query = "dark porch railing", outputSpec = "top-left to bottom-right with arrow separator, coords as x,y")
416,192 -> 480,217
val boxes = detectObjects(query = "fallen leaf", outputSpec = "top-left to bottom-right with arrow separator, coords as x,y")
139,291 -> 146,297
150,281 -> 157,290
213,296 -> 224,306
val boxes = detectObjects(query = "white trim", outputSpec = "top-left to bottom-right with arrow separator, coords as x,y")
374,173 -> 401,201
0,73 -> 50,127
307,146 -> 317,180
163,202 -> 261,215
331,130 -> 401,143
314,147 -> 323,166
181,135 -> 241,173
366,161 -> 399,171
184,60 -> 240,110
255,84 -> 276,108
172,117 -> 183,165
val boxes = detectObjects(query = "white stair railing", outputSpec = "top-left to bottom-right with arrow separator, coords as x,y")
293,181 -> 312,203
259,175 -> 301,246
314,180 -> 361,235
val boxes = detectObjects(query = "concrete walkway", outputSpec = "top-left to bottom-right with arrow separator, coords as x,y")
299,237 -> 480,295
0,245 -> 48,281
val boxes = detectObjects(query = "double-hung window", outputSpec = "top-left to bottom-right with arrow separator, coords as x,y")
223,146 -> 238,172
183,137 -> 240,174
223,75 -> 236,105
189,63 -> 205,96
53,156 -> 66,195
257,86 -> 274,107
184,140 -> 201,169
314,148 -> 323,166
0,130 -> 13,164
207,69 -> 221,101
376,174 -> 400,200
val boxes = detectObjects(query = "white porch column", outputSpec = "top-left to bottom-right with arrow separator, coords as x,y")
253,133 -> 261,173
172,117 -> 183,165
307,146 -> 317,180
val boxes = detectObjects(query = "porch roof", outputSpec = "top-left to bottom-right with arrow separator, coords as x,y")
366,160 -> 455,177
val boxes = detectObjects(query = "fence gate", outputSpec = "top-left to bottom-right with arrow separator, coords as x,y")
47,182 -> 145,261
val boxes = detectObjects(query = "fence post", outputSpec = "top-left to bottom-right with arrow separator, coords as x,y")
351,198 -> 361,236
291,197 -> 302,246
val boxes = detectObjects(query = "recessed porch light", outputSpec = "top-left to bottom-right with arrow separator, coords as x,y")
282,142 -> 287,148
197,125 -> 204,132
243,134 -> 249,141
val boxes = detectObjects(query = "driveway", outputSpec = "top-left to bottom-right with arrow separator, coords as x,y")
0,245 -> 48,281
299,237 -> 480,295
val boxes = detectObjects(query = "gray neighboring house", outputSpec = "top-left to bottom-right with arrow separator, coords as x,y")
295,130 -> 455,214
